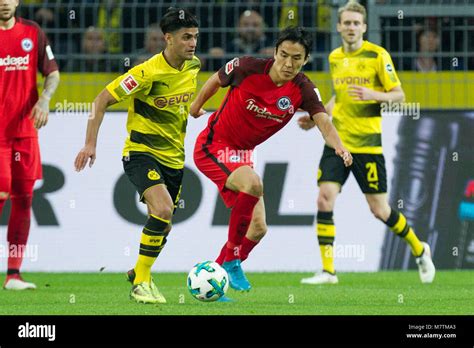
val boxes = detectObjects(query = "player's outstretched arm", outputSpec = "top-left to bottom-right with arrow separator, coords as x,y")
30,70 -> 60,129
298,94 -> 336,131
189,72 -> 221,118
313,112 -> 353,167
324,95 -> 336,116
74,89 -> 118,171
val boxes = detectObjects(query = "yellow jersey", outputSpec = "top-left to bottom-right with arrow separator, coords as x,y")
106,52 -> 200,169
329,40 -> 401,154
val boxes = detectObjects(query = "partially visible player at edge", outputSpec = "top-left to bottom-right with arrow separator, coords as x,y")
190,26 -> 352,297
74,8 -> 200,304
0,0 -> 60,290
298,1 -> 435,285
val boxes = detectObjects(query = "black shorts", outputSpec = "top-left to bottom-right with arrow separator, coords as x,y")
317,145 -> 387,194
122,153 -> 183,209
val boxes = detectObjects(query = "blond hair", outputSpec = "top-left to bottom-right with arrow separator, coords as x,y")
338,1 -> 367,24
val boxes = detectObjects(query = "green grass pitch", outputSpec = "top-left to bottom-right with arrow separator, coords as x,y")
0,271 -> 472,315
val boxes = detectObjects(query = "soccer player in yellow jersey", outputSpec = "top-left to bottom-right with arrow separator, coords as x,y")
74,8 -> 201,303
298,1 -> 435,284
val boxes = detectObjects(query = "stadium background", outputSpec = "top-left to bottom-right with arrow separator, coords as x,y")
1,0 -> 473,273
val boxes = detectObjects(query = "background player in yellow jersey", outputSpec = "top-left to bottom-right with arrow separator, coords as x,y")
298,1 -> 435,284
74,8 -> 201,303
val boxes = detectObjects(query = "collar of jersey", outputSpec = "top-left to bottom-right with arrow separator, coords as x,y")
342,40 -> 367,57
160,52 -> 186,72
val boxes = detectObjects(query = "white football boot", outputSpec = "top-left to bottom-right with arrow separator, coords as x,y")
301,271 -> 339,285
416,242 -> 436,284
4,278 -> 37,290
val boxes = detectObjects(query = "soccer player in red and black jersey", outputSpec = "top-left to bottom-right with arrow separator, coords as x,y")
191,27 -> 352,294
0,0 -> 60,290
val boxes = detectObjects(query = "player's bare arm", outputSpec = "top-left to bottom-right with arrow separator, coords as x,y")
29,70 -> 60,129
74,89 -> 117,171
298,95 -> 336,130
325,95 -> 336,115
348,85 -> 405,102
189,72 -> 221,118
313,112 -> 352,167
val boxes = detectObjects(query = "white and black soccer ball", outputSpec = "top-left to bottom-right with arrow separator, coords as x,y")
187,261 -> 229,302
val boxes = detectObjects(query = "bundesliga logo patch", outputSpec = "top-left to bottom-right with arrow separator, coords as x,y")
120,75 -> 139,94
225,58 -> 239,75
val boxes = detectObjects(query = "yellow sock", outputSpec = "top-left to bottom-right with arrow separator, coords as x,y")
403,228 -> 424,257
134,214 -> 169,285
385,210 -> 424,257
317,211 -> 336,274
134,255 -> 155,285
319,244 -> 335,274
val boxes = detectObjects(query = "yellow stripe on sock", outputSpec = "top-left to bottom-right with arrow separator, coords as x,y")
134,230 -> 166,285
317,224 -> 335,274
404,228 -> 424,256
140,233 -> 164,247
150,214 -> 170,224
317,223 -> 335,237
134,254 -> 155,285
391,213 -> 407,234
319,245 -> 335,274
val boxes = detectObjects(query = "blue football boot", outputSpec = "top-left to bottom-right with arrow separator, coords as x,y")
217,295 -> 235,302
222,259 -> 252,291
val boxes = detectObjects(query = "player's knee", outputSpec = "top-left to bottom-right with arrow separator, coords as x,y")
0,191 -> 10,200
317,193 -> 334,211
148,203 -> 173,222
244,176 -> 263,197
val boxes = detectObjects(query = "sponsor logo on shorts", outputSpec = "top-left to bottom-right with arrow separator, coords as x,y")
229,155 -> 241,163
217,148 -> 256,166
147,169 -> 161,181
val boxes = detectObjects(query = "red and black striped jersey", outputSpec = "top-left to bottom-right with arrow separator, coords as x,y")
204,56 -> 326,149
0,17 -> 58,139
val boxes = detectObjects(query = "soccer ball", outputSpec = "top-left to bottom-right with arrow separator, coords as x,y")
187,261 -> 229,302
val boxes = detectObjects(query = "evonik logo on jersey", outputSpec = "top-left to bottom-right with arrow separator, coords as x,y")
0,54 -> 30,71
246,98 -> 292,123
334,76 -> 370,85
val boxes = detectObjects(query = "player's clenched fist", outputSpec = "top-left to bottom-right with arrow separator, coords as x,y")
335,146 -> 353,167
74,144 -> 96,171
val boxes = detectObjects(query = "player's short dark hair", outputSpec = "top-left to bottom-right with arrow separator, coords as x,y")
275,26 -> 312,59
159,8 -> 199,34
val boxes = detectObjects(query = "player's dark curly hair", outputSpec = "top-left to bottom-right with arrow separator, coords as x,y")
275,26 -> 312,59
159,7 -> 199,34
